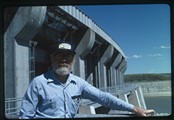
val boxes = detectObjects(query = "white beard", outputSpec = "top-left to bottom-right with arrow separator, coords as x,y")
54,66 -> 70,76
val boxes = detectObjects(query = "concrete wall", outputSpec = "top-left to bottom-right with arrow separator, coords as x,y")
4,6 -> 47,98
4,7 -> 31,98
129,81 -> 171,96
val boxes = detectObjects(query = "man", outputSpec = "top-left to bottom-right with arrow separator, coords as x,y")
19,42 -> 155,119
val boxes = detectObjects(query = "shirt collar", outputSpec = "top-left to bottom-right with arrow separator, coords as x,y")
65,74 -> 76,86
47,70 -> 76,85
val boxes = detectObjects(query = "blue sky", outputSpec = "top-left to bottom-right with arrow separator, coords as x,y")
77,4 -> 171,74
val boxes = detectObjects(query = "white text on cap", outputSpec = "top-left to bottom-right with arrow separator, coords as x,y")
58,43 -> 71,50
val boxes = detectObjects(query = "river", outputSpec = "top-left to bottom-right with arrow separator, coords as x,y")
144,95 -> 171,114
129,81 -> 172,114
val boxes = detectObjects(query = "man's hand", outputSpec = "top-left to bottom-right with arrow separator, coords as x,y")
132,107 -> 155,117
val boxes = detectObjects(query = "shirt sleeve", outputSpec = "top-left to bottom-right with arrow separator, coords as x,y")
81,81 -> 134,112
19,79 -> 40,119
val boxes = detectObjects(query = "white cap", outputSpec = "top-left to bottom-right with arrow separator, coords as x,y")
58,43 -> 71,50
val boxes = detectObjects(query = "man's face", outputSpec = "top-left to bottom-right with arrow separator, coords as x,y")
51,51 -> 75,76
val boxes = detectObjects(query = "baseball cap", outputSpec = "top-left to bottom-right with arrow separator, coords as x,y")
49,42 -> 76,55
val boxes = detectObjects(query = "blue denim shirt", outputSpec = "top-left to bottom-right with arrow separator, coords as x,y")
19,70 -> 134,118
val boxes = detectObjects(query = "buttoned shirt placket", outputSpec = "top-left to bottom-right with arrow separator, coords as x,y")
61,81 -> 71,118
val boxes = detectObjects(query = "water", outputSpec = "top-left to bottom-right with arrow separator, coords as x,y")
144,96 -> 171,114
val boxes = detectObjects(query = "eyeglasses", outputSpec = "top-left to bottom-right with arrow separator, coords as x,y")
52,52 -> 75,63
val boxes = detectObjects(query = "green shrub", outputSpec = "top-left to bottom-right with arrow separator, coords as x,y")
124,73 -> 171,82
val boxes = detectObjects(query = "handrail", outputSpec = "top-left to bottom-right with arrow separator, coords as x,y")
5,97 -> 23,117
99,84 -> 138,95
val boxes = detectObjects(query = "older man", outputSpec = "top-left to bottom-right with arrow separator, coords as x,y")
19,42 -> 155,119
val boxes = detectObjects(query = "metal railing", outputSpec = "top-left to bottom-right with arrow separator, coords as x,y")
5,97 -> 23,117
99,84 -> 138,95
80,84 -> 138,108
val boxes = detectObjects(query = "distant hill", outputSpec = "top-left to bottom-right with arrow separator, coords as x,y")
124,73 -> 171,82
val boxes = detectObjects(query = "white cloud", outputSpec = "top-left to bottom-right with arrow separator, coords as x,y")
154,45 -> 170,49
148,54 -> 162,57
132,55 -> 142,59
160,45 -> 170,49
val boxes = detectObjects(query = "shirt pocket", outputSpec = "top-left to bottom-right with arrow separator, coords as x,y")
71,95 -> 81,105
